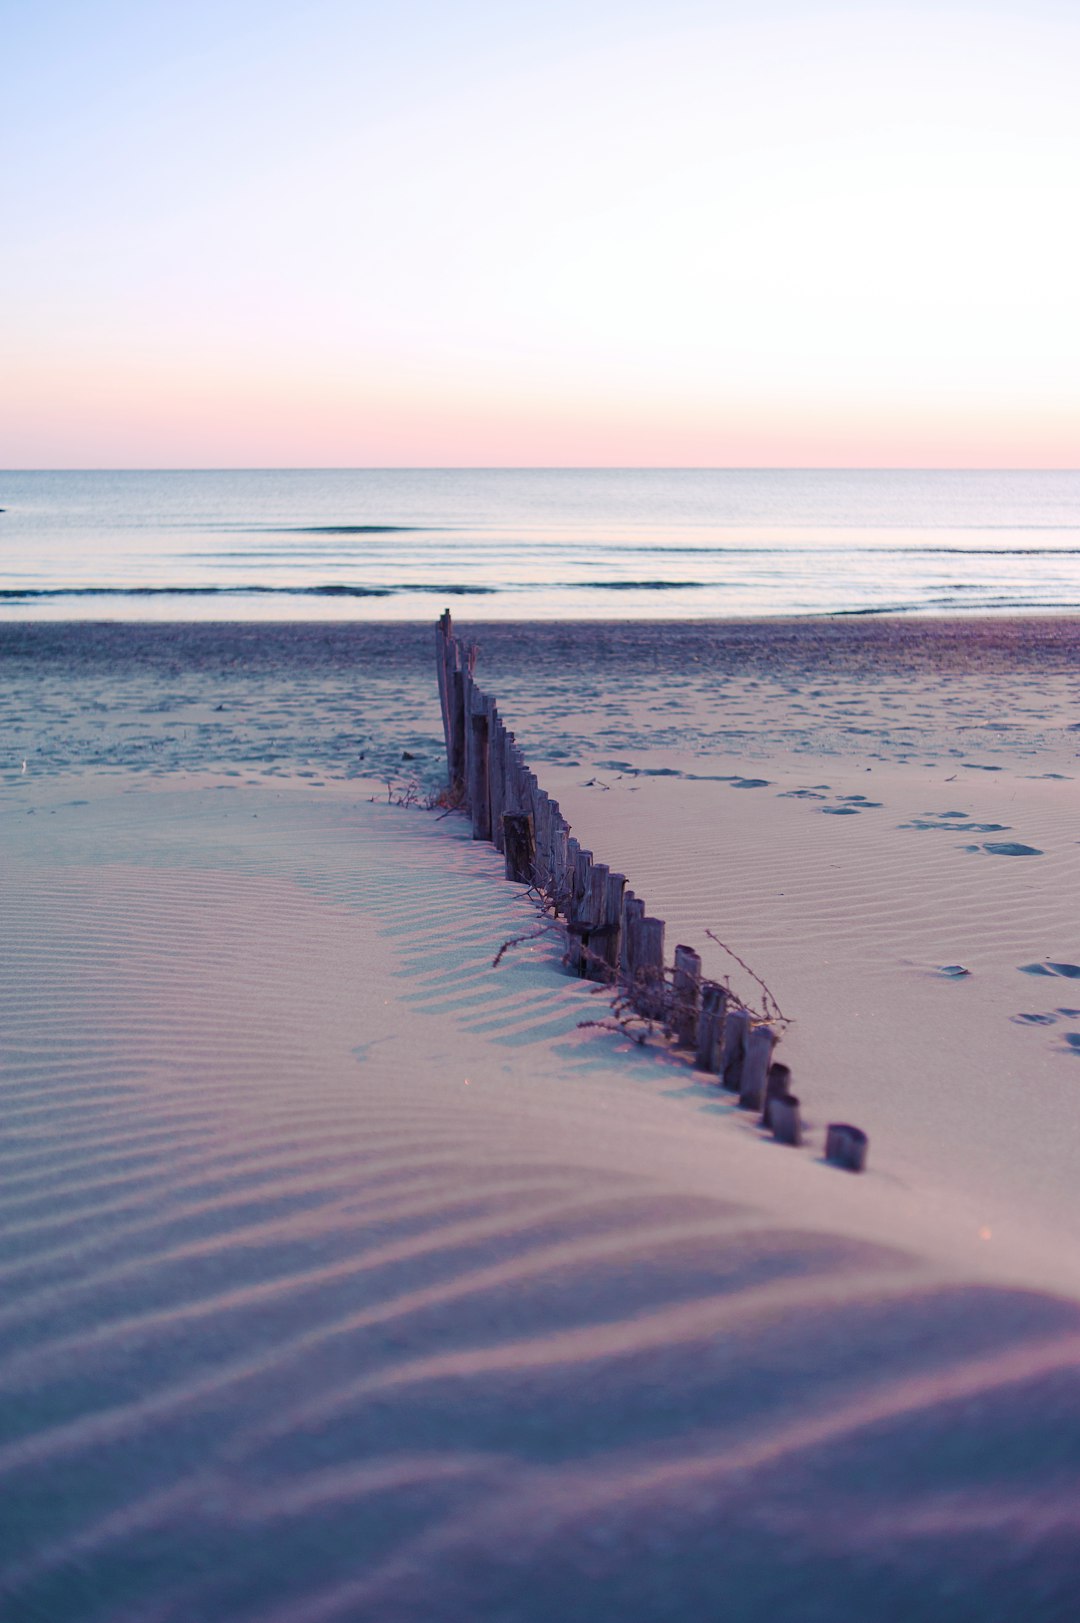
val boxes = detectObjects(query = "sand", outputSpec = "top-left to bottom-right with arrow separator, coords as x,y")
3,617 -> 1080,1620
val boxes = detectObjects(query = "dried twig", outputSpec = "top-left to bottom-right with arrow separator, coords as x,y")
704,930 -> 789,1026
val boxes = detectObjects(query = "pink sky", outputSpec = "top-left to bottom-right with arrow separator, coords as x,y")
4,1 -> 1077,468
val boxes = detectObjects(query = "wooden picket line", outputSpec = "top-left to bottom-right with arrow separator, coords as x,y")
433,610 -> 867,1169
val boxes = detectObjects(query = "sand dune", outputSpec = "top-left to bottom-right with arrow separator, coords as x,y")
3,621 -> 1080,1619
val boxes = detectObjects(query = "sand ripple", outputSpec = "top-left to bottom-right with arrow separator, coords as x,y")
4,781 -> 1080,1619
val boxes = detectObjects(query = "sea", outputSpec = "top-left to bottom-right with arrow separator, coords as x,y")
1,467 -> 1078,621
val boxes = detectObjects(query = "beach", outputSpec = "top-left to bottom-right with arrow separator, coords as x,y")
4,615 -> 1080,1620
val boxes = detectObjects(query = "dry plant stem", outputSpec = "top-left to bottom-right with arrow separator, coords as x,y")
704,929 -> 789,1027
488,865 -> 788,1056
379,775 -> 467,813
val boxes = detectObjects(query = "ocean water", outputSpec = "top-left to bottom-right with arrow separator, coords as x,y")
1,467 -> 1078,621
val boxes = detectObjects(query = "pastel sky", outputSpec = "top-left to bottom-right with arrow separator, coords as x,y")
3,0 -> 1078,468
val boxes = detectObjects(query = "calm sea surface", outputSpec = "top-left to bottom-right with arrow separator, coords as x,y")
2,468 -> 1078,621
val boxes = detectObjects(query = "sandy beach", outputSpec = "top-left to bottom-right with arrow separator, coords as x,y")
4,616 -> 1080,1620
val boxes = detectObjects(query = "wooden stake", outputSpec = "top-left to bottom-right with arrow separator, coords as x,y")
720,1007 -> 750,1092
770,1093 -> 802,1147
503,812 -> 535,884
739,1023 -> 776,1112
620,892 -> 644,979
596,870 -> 626,978
488,713 -> 507,852
695,980 -> 726,1073
672,945 -> 702,1049
826,1124 -> 868,1173
585,862 -> 614,981
449,667 -> 466,796
468,693 -> 491,840
634,916 -> 666,1018
760,1061 -> 792,1128
435,613 -> 453,767
549,815 -> 570,903
566,846 -> 593,975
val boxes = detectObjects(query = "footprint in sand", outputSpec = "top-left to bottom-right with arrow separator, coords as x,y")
1019,961 -> 1080,979
821,795 -> 883,815
903,819 -> 1010,832
979,842 -> 1043,857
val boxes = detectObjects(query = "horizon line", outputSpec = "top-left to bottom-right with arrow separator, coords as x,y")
3,465 -> 1079,476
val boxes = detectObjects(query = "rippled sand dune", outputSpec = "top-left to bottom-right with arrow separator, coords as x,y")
3,620 -> 1080,1619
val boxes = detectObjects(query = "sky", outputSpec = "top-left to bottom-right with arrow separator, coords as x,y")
2,0 -> 1078,468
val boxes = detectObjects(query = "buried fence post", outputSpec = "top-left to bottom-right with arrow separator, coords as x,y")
739,1022 -> 776,1112
720,1006 -> 750,1092
620,892 -> 644,980
468,694 -> 491,840
489,712 -> 507,852
634,916 -> 666,1019
598,870 -> 626,978
769,1092 -> 803,1147
826,1123 -> 868,1173
435,611 -> 453,767
566,846 -> 593,976
580,862 -> 610,981
695,980 -> 726,1074
671,945 -> 702,1050
760,1061 -> 792,1128
449,667 -> 466,796
503,812 -> 536,883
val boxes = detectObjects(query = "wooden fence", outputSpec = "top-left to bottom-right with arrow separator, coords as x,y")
434,611 -> 867,1168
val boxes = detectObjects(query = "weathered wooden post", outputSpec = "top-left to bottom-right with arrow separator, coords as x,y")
436,610 -> 454,768
596,870 -> 626,978
489,712 -> 507,852
739,1022 -> 776,1112
760,1061 -> 792,1128
720,1006 -> 750,1092
468,691 -> 491,839
770,1093 -> 802,1146
533,791 -> 554,890
565,846 -> 592,975
634,916 -> 666,1019
695,980 -> 726,1073
671,946 -> 702,1050
620,892 -> 643,979
503,812 -> 536,883
826,1123 -> 868,1172
507,743 -> 526,817
461,668 -> 475,811
549,812 -> 570,904
575,861 -> 607,980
